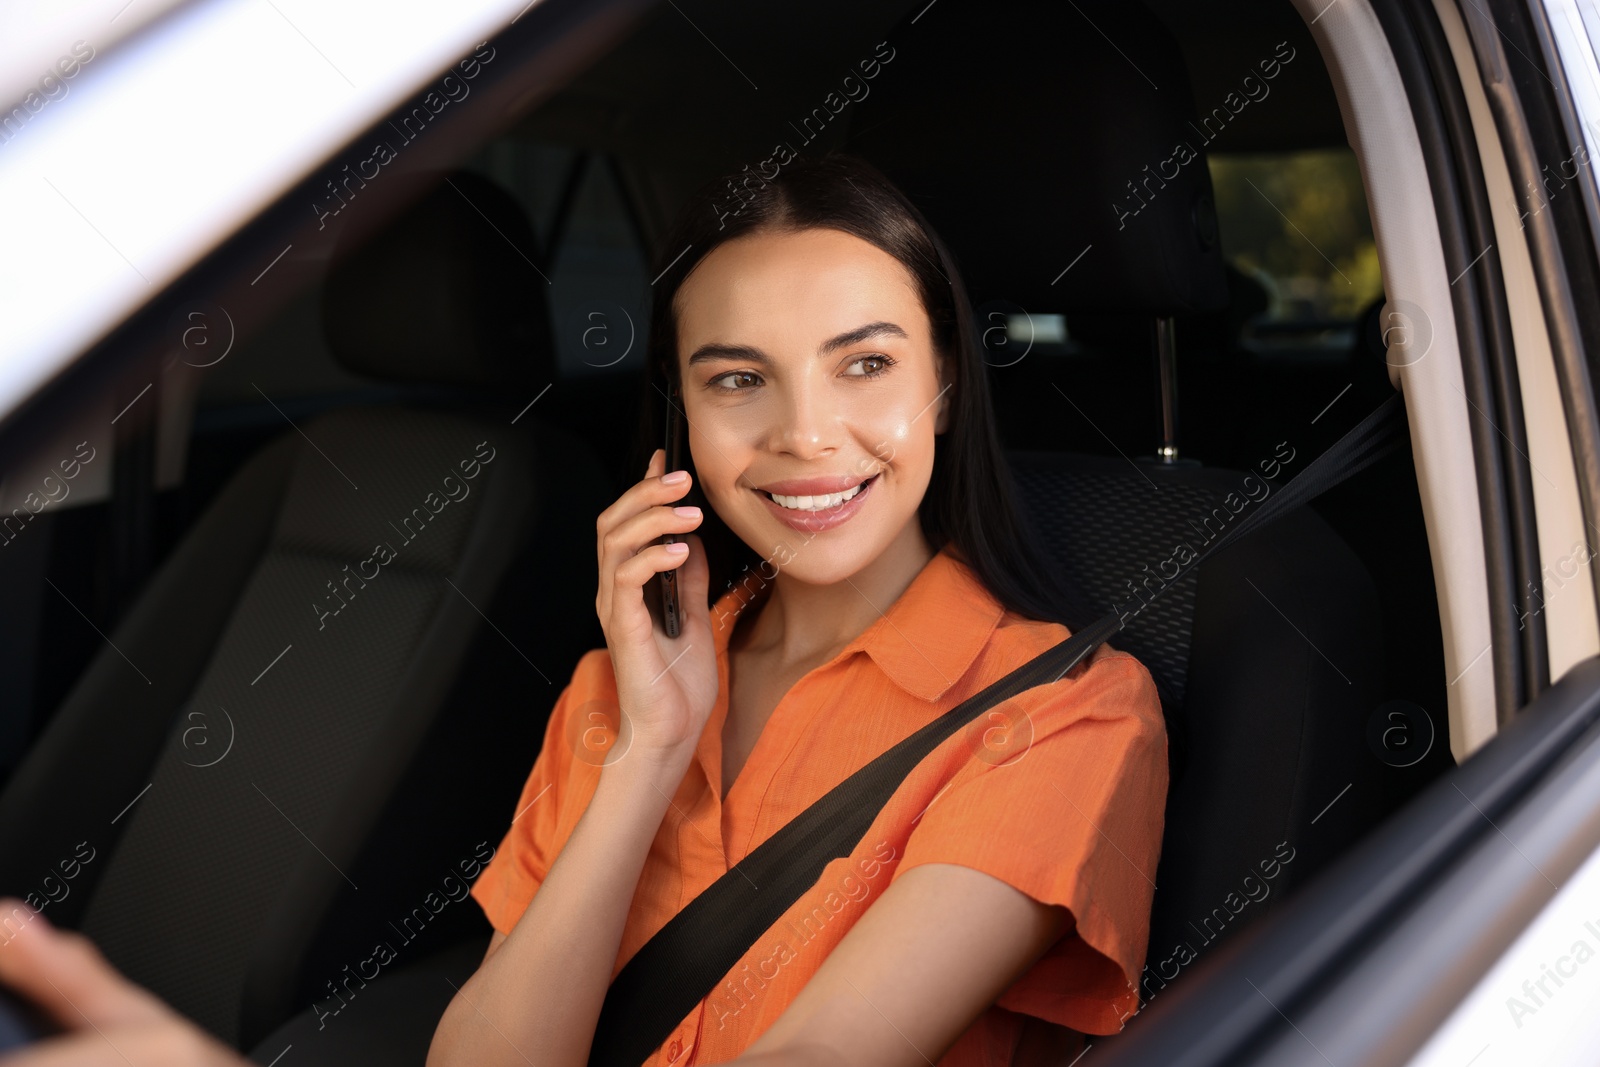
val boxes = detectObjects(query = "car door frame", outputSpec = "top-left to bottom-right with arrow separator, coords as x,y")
1093,0 -> 1600,1062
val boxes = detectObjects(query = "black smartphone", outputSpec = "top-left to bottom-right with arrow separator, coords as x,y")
659,385 -> 684,638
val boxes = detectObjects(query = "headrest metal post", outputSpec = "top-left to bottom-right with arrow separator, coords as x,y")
1156,316 -> 1179,463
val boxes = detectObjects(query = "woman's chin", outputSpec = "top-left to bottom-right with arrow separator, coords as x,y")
741,522 -> 910,589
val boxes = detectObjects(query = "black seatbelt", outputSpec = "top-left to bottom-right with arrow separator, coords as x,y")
587,393 -> 1407,1067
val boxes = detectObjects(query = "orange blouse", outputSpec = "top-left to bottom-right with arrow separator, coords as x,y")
471,543 -> 1168,1066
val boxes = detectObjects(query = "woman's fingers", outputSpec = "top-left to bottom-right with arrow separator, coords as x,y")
595,447 -> 662,608
595,450 -> 692,554
0,900 -> 166,1033
605,539 -> 695,645
596,448 -> 665,568
603,503 -> 702,578
595,449 -> 699,631
672,532 -> 711,635
0,901 -> 245,1067
0,1022 -> 241,1067
610,541 -> 691,594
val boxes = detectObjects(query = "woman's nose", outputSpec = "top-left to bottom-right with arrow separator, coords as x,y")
770,379 -> 840,458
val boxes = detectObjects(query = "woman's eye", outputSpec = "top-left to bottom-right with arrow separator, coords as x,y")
845,354 -> 896,378
710,370 -> 761,391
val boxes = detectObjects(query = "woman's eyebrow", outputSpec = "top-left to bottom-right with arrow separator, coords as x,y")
686,321 -> 908,366
687,342 -> 766,366
820,320 -> 907,354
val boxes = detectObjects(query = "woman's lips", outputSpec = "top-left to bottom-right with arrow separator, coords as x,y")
756,473 -> 878,533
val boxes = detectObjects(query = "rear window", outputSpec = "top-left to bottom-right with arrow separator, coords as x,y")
1207,148 -> 1383,356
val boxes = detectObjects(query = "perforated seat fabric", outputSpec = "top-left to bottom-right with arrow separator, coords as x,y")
1010,456 -> 1212,717
1008,450 -> 1416,991
246,937 -> 489,1065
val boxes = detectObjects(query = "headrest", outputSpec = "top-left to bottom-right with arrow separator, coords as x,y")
322,170 -> 552,389
848,0 -> 1229,316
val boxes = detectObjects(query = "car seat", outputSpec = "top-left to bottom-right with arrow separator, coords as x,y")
0,170 -> 613,1049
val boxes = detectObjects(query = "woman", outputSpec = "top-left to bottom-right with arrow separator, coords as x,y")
429,152 -> 1167,1067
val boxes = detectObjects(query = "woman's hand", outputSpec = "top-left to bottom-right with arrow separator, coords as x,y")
594,447 -> 717,769
0,899 -> 247,1067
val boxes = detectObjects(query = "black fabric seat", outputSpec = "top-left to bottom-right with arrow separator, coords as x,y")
1006,452 -> 1401,992
246,936 -> 489,1066
0,171 -> 612,1049
848,0 -> 1434,1020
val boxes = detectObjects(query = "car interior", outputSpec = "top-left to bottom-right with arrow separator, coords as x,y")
0,0 -> 1469,1061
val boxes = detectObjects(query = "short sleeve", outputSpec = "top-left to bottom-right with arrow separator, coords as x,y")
470,649 -> 607,936
888,646 -> 1168,1035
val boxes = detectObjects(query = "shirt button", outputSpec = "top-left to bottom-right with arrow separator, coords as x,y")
667,1038 -> 683,1061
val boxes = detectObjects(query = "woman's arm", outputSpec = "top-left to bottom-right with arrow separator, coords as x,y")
427,748 -> 690,1067
431,446 -> 717,1067
734,653 -> 1165,1066
729,862 -> 1071,1067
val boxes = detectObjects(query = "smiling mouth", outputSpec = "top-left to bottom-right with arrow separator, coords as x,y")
759,473 -> 879,512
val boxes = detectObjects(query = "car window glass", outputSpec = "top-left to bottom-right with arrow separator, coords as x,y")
1209,148 -> 1383,357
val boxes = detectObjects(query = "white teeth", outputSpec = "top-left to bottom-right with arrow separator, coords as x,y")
766,478 -> 869,511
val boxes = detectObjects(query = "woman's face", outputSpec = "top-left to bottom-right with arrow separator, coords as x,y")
674,226 -> 951,585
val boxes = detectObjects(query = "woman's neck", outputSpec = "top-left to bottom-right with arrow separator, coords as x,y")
731,522 -> 939,667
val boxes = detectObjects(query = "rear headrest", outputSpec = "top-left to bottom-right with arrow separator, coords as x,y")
848,0 -> 1229,316
322,170 -> 552,389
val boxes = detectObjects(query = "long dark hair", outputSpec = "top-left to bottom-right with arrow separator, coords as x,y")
629,151 -> 1086,629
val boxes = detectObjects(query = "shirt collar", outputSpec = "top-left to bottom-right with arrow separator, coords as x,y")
708,542 -> 1006,702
